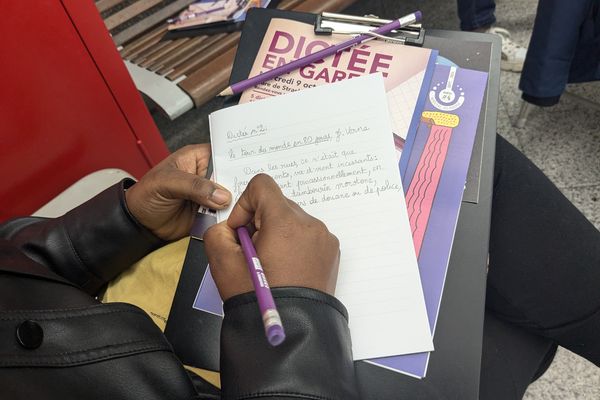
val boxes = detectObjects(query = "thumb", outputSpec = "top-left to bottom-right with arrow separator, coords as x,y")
159,169 -> 232,209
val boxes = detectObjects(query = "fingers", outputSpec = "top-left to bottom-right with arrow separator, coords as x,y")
159,169 -> 231,209
204,221 -> 253,300
206,173 -> 340,299
227,174 -> 289,229
165,144 -> 212,175
124,143 -> 233,241
147,144 -> 232,210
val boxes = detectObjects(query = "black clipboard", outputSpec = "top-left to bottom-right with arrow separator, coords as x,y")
163,240 -> 221,371
165,9 -> 501,398
163,217 -> 222,372
230,10 -> 501,400
230,10 -> 501,398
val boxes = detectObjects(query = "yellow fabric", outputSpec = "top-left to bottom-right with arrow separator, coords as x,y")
184,366 -> 221,388
101,237 -> 221,388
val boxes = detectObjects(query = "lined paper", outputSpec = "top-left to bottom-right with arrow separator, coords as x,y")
209,74 -> 433,360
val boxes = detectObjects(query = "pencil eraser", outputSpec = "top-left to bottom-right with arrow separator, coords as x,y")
267,325 -> 286,347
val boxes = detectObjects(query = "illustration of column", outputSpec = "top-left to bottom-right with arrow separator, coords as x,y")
405,111 -> 459,257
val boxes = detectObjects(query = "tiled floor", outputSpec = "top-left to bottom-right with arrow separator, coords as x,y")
152,1 -> 600,398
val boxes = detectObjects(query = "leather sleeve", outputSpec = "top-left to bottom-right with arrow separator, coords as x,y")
220,287 -> 360,400
0,179 -> 164,295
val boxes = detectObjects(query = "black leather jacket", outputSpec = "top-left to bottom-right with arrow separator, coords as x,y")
0,181 -> 359,400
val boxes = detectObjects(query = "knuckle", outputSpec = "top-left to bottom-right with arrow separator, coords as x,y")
249,174 -> 278,195
203,222 -> 227,243
309,218 -> 339,249
203,225 -> 219,245
286,199 -> 303,212
309,216 -> 328,233
191,178 -> 214,199
251,173 -> 273,184
177,144 -> 196,155
246,174 -> 288,210
329,232 -> 340,248
143,164 -> 162,181
203,223 -> 228,246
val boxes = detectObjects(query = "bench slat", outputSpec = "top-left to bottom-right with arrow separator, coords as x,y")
132,39 -> 173,64
178,46 -> 238,107
150,36 -> 207,73
139,38 -> 191,68
170,33 -> 240,80
147,37 -> 206,71
104,0 -> 163,31
294,0 -> 357,13
112,0 -> 195,46
96,0 -> 124,13
279,0 -> 307,11
120,24 -> 168,59
96,0 -> 125,14
155,37 -> 212,75
165,34 -> 228,80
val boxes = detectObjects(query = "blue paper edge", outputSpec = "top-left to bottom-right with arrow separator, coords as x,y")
399,49 -> 439,179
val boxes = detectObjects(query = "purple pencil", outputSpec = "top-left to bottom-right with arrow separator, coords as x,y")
236,226 -> 285,346
218,10 -> 422,96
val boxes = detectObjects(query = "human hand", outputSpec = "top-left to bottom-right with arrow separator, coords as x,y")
204,174 -> 340,301
125,144 -> 232,241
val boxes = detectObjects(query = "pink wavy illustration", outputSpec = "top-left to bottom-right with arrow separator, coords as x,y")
405,124 -> 453,257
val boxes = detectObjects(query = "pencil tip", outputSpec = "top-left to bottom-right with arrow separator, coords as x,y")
218,87 -> 234,96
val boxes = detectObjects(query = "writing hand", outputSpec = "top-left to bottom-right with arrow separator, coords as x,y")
125,144 -> 232,241
204,174 -> 340,301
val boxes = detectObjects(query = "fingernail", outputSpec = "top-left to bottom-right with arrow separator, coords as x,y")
211,188 -> 231,205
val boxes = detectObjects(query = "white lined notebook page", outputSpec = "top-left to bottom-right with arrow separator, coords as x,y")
209,74 -> 432,360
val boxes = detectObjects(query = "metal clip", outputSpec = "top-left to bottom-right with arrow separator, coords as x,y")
314,12 -> 425,47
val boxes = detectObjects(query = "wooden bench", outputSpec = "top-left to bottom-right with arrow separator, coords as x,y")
97,0 -> 357,119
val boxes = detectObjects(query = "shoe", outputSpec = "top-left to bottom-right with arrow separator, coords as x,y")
485,27 -> 527,72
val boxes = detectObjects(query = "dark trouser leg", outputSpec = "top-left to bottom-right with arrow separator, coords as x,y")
480,134 -> 600,398
457,0 -> 497,31
480,311 -> 557,400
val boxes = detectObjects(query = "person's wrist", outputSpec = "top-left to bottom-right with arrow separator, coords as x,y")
123,182 -> 140,221
119,179 -> 165,244
223,286 -> 345,315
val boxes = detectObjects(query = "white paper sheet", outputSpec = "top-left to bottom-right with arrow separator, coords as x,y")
209,74 -> 433,360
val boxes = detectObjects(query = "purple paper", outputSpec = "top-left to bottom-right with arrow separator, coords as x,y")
368,64 -> 488,377
193,268 -> 223,316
